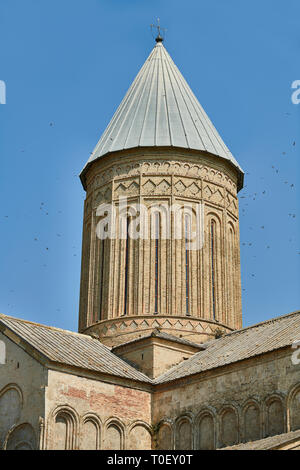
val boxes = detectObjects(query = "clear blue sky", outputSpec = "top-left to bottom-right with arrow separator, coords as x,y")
0,0 -> 299,331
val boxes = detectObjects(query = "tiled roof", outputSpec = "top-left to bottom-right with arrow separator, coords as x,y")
1,311 -> 299,385
0,314 -> 152,384
112,329 -> 204,351
222,429 -> 300,450
81,41 -> 243,190
155,311 -> 300,384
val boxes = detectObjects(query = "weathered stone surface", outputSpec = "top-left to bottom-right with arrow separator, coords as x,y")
153,349 -> 300,449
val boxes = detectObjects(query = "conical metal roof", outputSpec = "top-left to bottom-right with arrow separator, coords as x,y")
81,41 -> 243,188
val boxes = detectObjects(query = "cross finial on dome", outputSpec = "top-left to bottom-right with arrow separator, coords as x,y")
150,18 -> 166,43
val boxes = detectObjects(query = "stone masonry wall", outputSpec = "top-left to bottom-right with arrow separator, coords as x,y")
152,348 -> 300,449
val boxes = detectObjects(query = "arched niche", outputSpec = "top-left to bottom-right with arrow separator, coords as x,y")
289,385 -> 300,431
219,407 -> 239,447
197,412 -> 215,450
81,416 -> 101,450
243,402 -> 261,442
104,420 -> 124,450
175,417 -> 192,450
0,384 -> 22,447
266,397 -> 285,437
52,408 -> 78,450
4,423 -> 36,450
128,422 -> 152,450
157,422 -> 173,450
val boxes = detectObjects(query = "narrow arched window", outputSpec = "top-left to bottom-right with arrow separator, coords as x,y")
80,223 -> 91,329
99,238 -> 105,321
210,220 -> 216,320
228,227 -> 235,321
154,212 -> 160,314
123,217 -> 130,315
185,214 -> 191,315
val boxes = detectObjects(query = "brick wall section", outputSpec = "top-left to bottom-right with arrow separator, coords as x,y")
44,370 -> 152,449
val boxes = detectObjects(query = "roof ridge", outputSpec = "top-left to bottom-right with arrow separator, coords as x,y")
112,329 -> 203,351
223,309 -> 300,339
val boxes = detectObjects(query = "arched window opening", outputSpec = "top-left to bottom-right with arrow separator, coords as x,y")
228,227 -> 235,323
185,214 -> 191,316
154,212 -> 160,314
99,238 -> 105,321
123,217 -> 130,316
210,220 -> 216,320
80,223 -> 91,329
